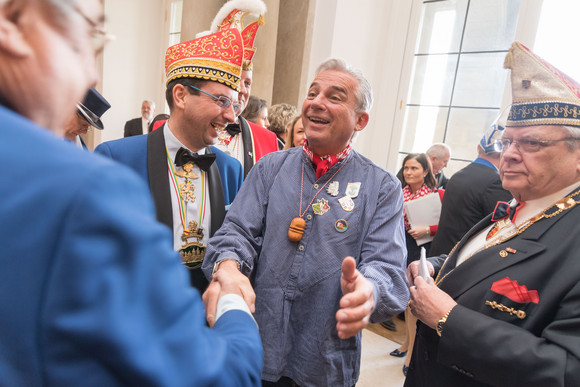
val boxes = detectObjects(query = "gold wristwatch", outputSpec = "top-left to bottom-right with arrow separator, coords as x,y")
436,309 -> 452,337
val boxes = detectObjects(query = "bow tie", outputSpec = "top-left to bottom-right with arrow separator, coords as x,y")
174,147 -> 216,172
225,123 -> 242,137
491,201 -> 525,223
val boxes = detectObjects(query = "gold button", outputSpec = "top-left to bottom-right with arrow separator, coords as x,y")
313,184 -> 319,189
499,250 -> 508,258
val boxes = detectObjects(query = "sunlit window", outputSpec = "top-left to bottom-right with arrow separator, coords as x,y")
169,0 -> 183,47
398,0 -> 521,174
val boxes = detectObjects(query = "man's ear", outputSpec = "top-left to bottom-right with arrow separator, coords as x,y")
354,112 -> 370,132
172,84 -> 188,110
0,3 -> 34,58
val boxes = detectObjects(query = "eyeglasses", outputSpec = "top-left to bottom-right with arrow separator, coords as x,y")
186,85 -> 242,115
494,137 -> 580,153
72,4 -> 115,53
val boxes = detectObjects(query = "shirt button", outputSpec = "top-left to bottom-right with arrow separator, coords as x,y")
298,245 -> 305,251
306,214 -> 312,220
313,184 -> 319,189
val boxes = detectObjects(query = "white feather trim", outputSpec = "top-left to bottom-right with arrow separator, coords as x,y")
210,0 -> 267,33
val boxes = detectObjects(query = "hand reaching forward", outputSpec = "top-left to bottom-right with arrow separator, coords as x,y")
202,260 -> 255,327
336,256 -> 375,339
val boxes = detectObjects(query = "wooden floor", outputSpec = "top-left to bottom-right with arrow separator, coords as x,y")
365,314 -> 407,345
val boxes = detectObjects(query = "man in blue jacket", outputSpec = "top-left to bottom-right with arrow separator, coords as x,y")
96,28 -> 245,293
0,1 -> 262,385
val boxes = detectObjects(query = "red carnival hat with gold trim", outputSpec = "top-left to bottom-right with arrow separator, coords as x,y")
208,0 -> 266,71
165,28 -> 244,91
504,41 -> 580,127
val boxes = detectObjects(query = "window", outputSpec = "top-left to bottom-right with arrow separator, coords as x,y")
398,0 -> 521,173
168,0 -> 183,47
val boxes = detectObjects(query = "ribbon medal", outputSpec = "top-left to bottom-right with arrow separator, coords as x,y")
338,195 -> 355,212
312,198 -> 330,215
346,182 -> 361,198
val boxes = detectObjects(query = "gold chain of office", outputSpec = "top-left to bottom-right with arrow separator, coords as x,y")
435,188 -> 580,286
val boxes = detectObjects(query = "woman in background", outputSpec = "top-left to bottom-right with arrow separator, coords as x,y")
268,103 -> 297,150
283,115 -> 305,149
391,153 -> 444,376
241,96 -> 269,129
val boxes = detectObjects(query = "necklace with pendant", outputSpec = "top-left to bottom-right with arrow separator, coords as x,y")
288,159 -> 348,242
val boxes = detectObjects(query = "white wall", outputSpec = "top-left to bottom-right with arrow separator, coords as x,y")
307,0 -> 421,173
100,0 -> 167,142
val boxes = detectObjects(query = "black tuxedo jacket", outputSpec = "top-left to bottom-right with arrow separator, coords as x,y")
124,117 -> 144,137
405,187 -> 580,387
430,161 -> 512,256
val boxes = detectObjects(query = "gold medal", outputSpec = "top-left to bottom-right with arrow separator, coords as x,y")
180,221 -> 206,268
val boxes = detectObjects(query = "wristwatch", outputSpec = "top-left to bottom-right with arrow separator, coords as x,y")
212,259 -> 241,276
436,309 -> 452,337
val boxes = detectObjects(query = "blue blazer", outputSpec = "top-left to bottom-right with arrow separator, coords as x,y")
0,106 -> 262,385
95,128 -> 243,290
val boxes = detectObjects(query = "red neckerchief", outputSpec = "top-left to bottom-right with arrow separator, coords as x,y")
402,184 -> 436,230
303,140 -> 352,179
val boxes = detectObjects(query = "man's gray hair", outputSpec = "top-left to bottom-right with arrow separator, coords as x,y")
426,143 -> 451,158
561,125 -> 580,150
143,100 -> 156,109
314,58 -> 373,114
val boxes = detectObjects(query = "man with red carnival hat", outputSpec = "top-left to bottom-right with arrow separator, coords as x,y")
96,28 -> 245,293
202,0 -> 278,177
405,42 -> 580,386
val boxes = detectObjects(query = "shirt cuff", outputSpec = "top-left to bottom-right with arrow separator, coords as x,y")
216,293 -> 257,326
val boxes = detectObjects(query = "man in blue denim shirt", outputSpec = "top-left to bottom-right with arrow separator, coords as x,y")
203,58 -> 409,386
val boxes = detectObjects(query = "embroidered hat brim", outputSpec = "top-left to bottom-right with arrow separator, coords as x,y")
165,29 -> 244,91
504,41 -> 580,127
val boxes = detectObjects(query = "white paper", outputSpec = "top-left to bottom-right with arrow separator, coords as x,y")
404,192 -> 441,246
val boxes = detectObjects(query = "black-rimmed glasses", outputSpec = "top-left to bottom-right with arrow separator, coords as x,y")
186,85 -> 242,116
494,137 -> 580,153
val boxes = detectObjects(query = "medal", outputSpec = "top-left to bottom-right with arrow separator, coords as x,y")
327,181 -> 339,197
179,221 -> 205,268
346,182 -> 361,198
312,198 -> 330,215
335,219 -> 348,232
338,195 -> 355,211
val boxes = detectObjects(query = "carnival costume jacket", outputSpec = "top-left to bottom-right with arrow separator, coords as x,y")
203,147 -> 409,386
430,158 -> 512,256
405,187 -> 580,387
95,126 -> 243,291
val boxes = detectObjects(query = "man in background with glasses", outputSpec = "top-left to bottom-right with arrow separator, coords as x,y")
405,41 -> 580,387
96,29 -> 245,294
0,0 -> 261,385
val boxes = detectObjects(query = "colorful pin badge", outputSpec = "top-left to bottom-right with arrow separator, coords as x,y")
312,198 -> 330,215
327,181 -> 339,197
346,182 -> 361,198
338,195 -> 355,212
335,219 -> 348,233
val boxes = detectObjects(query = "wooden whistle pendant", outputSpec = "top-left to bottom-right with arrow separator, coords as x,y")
288,217 -> 306,242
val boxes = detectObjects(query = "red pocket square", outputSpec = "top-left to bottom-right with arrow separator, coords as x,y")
491,277 -> 539,304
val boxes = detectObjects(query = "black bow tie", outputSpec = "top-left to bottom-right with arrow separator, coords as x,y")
225,123 -> 242,137
174,147 -> 216,172
491,201 -> 524,222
